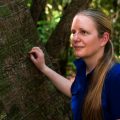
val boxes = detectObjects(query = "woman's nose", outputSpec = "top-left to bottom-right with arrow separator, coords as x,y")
72,33 -> 80,42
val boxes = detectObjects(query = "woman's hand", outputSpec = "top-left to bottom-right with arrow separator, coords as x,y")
29,47 -> 47,72
29,47 -> 72,97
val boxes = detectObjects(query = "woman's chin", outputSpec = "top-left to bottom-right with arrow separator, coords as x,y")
74,52 -> 83,58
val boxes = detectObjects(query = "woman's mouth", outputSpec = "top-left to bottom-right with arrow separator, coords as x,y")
74,46 -> 84,49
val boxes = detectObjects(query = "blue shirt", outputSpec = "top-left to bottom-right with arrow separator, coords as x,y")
71,58 -> 120,120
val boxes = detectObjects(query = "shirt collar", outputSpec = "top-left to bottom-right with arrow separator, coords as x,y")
73,58 -> 86,76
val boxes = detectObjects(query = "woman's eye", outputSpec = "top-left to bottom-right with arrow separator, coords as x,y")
81,30 -> 88,35
71,31 -> 75,35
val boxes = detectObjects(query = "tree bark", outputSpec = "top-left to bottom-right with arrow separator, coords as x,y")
30,0 -> 47,25
0,1 -> 70,120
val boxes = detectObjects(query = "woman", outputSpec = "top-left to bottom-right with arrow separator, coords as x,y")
29,9 -> 120,120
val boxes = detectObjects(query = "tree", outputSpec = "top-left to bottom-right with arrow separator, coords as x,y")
0,0 -> 91,119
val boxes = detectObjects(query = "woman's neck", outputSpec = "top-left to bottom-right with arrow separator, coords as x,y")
85,59 -> 98,75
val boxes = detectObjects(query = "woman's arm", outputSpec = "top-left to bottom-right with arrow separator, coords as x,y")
29,47 -> 73,97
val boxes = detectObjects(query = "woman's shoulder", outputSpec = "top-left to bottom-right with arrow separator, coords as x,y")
106,62 -> 120,86
108,62 -> 120,78
105,62 -> 120,119
73,58 -> 86,74
73,58 -> 86,68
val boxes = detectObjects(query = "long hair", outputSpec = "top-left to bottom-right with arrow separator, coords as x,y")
76,9 -> 115,120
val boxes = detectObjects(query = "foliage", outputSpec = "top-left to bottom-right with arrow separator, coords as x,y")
25,0 -> 32,7
24,0 -> 72,44
37,9 -> 61,44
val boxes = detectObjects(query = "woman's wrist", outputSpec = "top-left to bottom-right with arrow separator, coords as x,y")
40,64 -> 49,74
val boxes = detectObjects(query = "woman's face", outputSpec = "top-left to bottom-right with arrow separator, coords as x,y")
71,14 -> 105,59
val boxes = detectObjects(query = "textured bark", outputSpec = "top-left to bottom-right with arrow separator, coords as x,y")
0,1 -> 70,120
30,0 -> 47,25
46,0 -> 92,58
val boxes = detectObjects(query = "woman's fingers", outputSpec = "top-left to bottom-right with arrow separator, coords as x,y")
29,47 -> 41,58
30,53 -> 36,62
29,47 -> 45,70
31,47 -> 41,52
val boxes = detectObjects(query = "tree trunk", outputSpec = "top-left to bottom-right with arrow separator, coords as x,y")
0,1 -> 70,120
30,0 -> 47,25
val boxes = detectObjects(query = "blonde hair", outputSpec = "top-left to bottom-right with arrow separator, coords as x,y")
76,9 -> 115,120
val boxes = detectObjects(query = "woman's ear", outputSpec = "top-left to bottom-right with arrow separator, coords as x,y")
100,32 -> 110,47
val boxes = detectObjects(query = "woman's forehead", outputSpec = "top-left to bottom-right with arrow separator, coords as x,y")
71,14 -> 97,29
